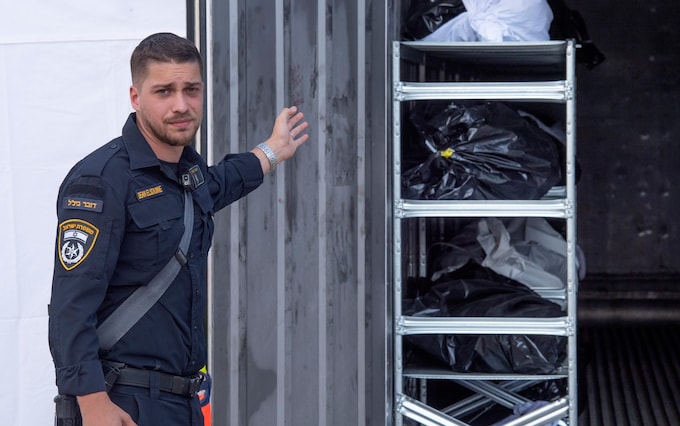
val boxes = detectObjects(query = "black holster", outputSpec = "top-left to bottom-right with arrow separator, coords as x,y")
54,395 -> 81,426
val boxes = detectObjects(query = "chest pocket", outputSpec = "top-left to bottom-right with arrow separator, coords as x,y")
123,195 -> 183,272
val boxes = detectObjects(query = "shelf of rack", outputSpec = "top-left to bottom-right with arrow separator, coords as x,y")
390,40 -> 579,426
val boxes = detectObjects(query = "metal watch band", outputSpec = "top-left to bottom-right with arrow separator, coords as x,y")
256,142 -> 278,171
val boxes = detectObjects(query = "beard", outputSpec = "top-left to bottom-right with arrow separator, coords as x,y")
138,110 -> 201,147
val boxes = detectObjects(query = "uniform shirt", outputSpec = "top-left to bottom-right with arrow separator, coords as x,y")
48,113 -> 263,396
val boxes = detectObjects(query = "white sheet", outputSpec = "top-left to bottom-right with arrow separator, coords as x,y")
0,1 -> 185,423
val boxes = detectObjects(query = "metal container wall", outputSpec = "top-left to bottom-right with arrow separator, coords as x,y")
570,0 -> 680,276
202,1 -> 394,425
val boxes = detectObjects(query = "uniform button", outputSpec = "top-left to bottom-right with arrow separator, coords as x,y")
110,143 -> 118,149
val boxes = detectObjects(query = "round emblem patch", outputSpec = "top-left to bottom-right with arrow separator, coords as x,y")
58,219 -> 100,270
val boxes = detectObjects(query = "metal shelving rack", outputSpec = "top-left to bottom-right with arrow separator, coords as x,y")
390,40 -> 578,425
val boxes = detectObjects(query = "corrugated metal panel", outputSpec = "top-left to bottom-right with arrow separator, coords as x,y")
579,326 -> 680,426
205,1 -> 390,425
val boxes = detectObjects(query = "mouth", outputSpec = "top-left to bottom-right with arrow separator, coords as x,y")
167,116 -> 195,129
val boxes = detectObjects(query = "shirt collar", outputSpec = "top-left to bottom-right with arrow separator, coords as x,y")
122,112 -> 200,171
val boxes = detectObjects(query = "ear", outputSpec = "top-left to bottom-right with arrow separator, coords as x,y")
130,85 -> 140,111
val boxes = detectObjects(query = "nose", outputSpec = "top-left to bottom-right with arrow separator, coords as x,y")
171,93 -> 190,113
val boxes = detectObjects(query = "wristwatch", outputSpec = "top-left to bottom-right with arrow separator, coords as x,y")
256,142 -> 278,171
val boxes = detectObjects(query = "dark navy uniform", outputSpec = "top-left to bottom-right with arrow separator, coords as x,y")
48,113 -> 263,424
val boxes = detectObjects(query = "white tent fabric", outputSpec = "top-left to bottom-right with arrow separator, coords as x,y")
0,1 -> 185,423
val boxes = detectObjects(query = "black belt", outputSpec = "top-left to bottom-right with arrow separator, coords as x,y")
105,363 -> 204,397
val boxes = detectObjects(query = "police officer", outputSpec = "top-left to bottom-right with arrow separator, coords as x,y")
48,32 -> 309,426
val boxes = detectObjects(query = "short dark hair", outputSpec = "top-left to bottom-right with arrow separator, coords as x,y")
130,33 -> 203,85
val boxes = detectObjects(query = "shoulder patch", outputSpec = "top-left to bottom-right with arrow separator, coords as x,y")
63,197 -> 104,213
66,183 -> 105,199
58,219 -> 100,270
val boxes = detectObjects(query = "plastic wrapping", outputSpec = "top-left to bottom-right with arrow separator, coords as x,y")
477,217 -> 567,292
492,401 -> 562,426
547,0 -> 606,69
402,0 -> 467,41
402,0 -> 605,70
428,217 -> 586,290
421,0 -> 554,42
402,101 -> 562,200
403,277 -> 567,374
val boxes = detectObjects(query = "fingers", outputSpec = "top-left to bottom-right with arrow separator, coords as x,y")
273,106 -> 309,150
288,113 -> 306,131
291,121 -> 309,141
290,116 -> 308,133
291,120 -> 309,146
295,132 -> 309,147
283,106 -> 308,145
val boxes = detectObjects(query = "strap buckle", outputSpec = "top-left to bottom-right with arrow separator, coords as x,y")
102,360 -> 126,392
171,373 -> 204,397
175,248 -> 188,266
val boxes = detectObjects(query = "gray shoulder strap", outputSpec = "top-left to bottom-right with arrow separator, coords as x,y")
97,190 -> 193,351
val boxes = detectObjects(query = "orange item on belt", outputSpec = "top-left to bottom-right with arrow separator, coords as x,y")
198,366 -> 212,426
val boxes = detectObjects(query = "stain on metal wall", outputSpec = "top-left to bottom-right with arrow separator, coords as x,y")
207,1 -> 391,425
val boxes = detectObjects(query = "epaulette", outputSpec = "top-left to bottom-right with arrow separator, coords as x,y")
79,138 -> 123,177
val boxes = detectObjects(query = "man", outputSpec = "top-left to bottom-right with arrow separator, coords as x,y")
48,32 -> 309,426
